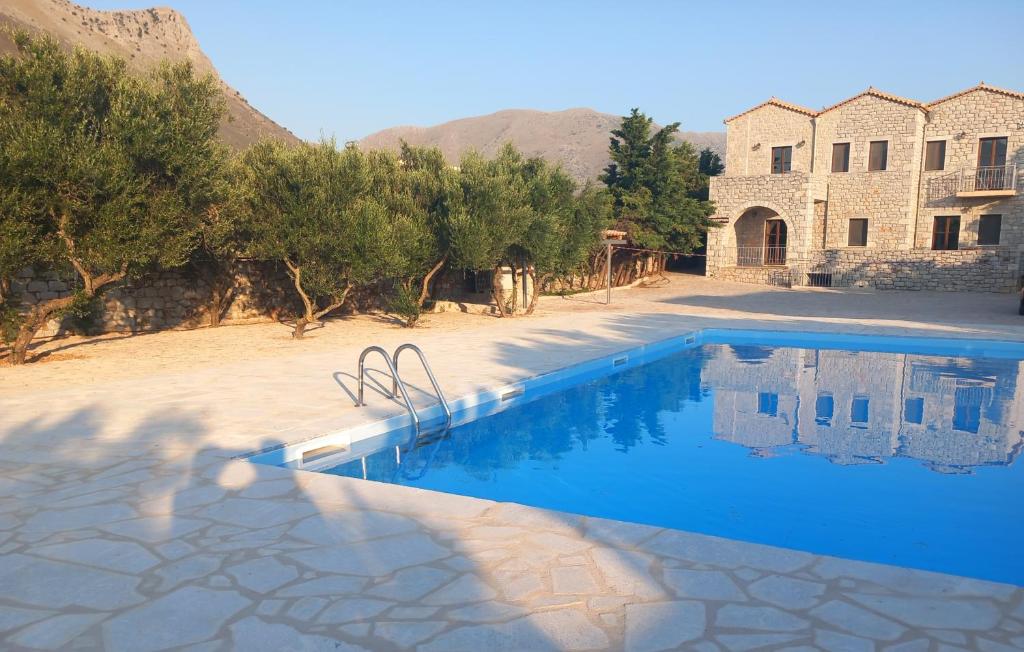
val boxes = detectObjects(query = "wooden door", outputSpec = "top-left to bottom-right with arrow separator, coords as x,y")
763,220 -> 787,265
977,137 -> 1008,190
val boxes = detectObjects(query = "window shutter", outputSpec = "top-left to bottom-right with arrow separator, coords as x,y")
868,141 -> 888,171
978,215 -> 1001,245
925,141 -> 945,171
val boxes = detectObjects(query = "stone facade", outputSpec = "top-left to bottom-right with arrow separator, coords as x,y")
708,85 -> 1024,292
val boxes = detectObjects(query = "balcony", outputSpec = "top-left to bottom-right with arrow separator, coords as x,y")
737,246 -> 787,267
951,164 -> 1018,198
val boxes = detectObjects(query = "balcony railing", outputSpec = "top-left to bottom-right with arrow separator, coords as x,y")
737,246 -> 787,267
953,164 -> 1017,197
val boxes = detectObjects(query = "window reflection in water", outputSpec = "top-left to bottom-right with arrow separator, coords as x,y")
709,345 -> 1023,473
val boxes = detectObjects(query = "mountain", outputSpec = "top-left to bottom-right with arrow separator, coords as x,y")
360,108 -> 726,184
0,0 -> 298,148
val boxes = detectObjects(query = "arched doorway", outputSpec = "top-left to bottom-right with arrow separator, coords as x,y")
734,207 -> 788,266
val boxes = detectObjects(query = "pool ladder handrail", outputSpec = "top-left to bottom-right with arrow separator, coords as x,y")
356,344 -> 452,439
392,343 -> 453,432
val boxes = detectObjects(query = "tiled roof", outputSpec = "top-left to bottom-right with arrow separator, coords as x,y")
926,82 -> 1024,108
723,97 -> 817,123
817,87 -> 926,115
723,84 -> 1024,124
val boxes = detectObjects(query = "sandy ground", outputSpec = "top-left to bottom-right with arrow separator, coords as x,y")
3,273 -> 1022,394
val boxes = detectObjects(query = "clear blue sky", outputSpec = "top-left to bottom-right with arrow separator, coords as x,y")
88,0 -> 1024,142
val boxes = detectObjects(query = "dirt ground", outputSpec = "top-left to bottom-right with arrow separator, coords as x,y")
3,273 -> 1021,394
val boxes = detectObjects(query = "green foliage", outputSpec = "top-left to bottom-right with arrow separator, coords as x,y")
388,284 -> 421,328
395,142 -> 464,304
446,144 -> 610,314
694,148 -> 724,201
0,30 -> 229,361
0,190 -> 44,294
0,298 -> 20,344
699,147 -> 725,177
451,145 -> 608,277
60,291 -> 104,335
0,31 -> 228,279
0,29 -> 618,354
238,139 -> 422,334
601,108 -> 717,253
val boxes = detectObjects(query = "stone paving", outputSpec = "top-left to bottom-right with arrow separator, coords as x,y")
1,276 -> 1023,651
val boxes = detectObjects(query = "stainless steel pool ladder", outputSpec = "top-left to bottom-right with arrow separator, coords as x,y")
357,344 -> 452,439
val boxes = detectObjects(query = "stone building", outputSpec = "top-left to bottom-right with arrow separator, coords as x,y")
707,84 -> 1024,291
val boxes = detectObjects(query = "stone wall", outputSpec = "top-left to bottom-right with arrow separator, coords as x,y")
705,265 -> 796,287
724,104 -> 815,177
813,247 -> 1021,292
711,247 -> 1021,292
11,262 -> 297,338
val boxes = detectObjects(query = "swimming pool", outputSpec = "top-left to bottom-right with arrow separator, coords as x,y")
252,330 -> 1024,585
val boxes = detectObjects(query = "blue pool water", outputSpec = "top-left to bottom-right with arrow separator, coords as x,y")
321,336 -> 1024,585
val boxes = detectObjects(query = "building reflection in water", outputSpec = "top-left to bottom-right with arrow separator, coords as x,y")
707,344 -> 1024,473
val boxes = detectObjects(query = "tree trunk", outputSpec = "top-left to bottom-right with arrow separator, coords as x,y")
418,253 -> 447,308
590,252 -> 605,290
491,265 -> 508,318
292,286 -> 348,339
284,258 -> 316,339
525,272 -> 550,315
7,216 -> 128,365
204,262 -> 234,328
209,289 -> 224,328
6,267 -> 125,365
207,273 -> 232,328
509,261 -> 519,314
7,295 -> 73,365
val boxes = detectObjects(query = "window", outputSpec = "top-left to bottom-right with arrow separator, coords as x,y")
758,392 -> 779,416
771,146 -> 792,174
831,143 -> 850,172
904,397 -> 924,425
952,387 -> 982,434
815,394 -> 834,426
848,218 -> 868,247
850,396 -> 870,426
868,141 -> 888,171
925,140 -> 946,171
978,136 -> 1008,167
932,215 -> 960,250
978,215 -> 1001,246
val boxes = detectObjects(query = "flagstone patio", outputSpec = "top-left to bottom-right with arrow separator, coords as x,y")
1,276 -> 1022,651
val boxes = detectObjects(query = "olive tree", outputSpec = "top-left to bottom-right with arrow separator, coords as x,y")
184,152 -> 247,327
390,142 -> 463,325
523,183 -> 611,314
239,140 -> 412,338
448,144 -> 609,317
0,32 -> 227,364
449,145 -> 533,317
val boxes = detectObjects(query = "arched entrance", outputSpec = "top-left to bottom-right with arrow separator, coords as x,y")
734,207 -> 788,266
